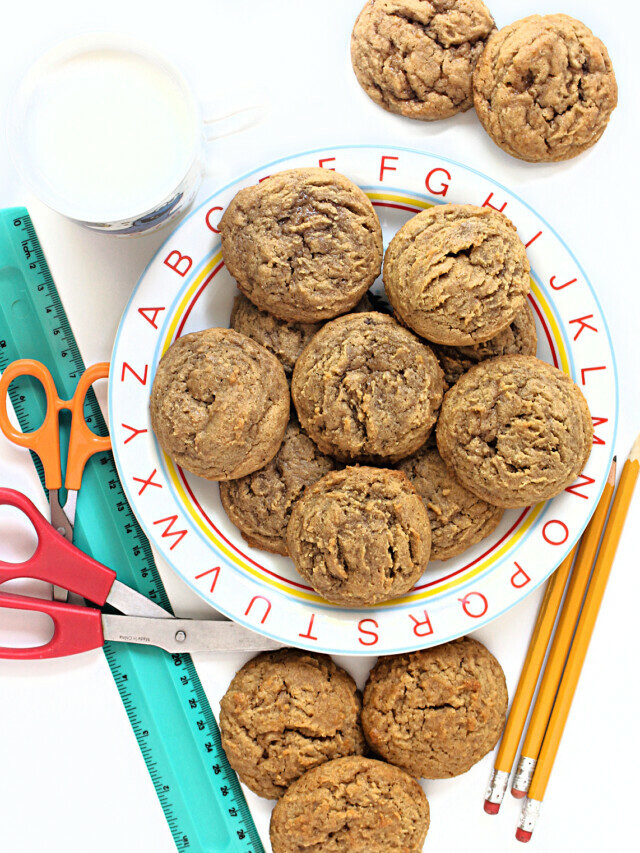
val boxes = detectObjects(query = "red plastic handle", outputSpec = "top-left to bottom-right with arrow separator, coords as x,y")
0,488 -> 116,604
0,591 -> 104,659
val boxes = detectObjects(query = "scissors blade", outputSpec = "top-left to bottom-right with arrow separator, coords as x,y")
48,490 -> 72,601
49,490 -> 74,541
106,579 -> 172,619
101,614 -> 284,654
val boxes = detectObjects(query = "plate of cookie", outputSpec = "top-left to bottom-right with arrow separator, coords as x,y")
109,144 -> 617,655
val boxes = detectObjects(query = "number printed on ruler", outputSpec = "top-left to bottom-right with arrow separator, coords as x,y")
14,215 -> 83,374
0,208 -> 265,853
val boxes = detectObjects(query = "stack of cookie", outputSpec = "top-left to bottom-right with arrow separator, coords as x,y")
350,1 -> 618,163
383,202 -> 593,514
150,165 -> 593,609
219,638 -> 508,852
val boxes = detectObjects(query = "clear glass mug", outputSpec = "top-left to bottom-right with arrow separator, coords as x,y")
7,33 -> 263,235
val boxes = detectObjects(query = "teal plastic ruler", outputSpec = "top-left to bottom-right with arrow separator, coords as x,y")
0,208 -> 263,853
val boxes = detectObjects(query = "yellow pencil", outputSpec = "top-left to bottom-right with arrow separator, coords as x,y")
510,458 -> 617,798
484,546 -> 575,814
517,434 -> 640,842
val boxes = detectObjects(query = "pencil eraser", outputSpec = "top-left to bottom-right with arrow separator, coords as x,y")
483,800 -> 500,815
511,788 -> 527,799
516,828 -> 532,843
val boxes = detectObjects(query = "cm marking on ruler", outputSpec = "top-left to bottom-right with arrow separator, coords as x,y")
0,208 -> 264,853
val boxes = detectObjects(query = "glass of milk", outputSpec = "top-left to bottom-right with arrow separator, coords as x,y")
8,34 -> 260,235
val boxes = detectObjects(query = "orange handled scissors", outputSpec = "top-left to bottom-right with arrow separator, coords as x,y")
0,359 -> 111,542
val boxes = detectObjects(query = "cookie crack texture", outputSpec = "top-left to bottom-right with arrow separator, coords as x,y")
397,441 -> 503,560
361,638 -> 508,779
351,0 -> 495,120
220,650 -> 366,800
219,168 -> 383,323
473,14 -> 618,162
431,301 -> 538,387
386,3 -> 490,57
150,328 -> 289,481
231,293 -> 379,379
292,312 -> 444,462
219,419 -> 337,556
488,410 -> 564,475
436,355 -> 593,508
286,466 -> 431,607
269,756 -> 430,853
384,204 -> 531,346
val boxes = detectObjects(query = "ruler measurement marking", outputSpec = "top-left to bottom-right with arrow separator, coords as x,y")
2,210 -> 264,853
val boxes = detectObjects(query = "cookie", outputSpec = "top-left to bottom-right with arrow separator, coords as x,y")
432,301 -> 538,386
230,293 -> 322,377
286,466 -> 431,607
149,328 -> 289,480
362,637 -> 508,779
270,756 -> 430,853
220,649 -> 366,800
219,418 -> 338,555
229,292 -> 374,378
291,312 -> 444,462
219,168 -> 383,323
473,14 -> 618,162
383,204 -> 531,345
350,0 -> 496,121
397,442 -> 503,560
436,355 -> 593,507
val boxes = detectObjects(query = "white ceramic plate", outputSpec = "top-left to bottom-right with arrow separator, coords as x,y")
109,145 -> 618,655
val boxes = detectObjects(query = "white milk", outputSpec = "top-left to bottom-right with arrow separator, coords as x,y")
22,49 -> 197,223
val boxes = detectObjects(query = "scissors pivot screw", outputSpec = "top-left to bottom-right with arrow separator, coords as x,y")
175,630 -> 187,643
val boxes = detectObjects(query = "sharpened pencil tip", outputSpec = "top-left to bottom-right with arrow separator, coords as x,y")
516,828 -> 532,843
630,432 -> 640,463
608,458 -> 617,485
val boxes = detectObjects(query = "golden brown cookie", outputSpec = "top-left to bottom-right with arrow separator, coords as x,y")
436,355 -> 593,507
291,312 -> 444,462
473,14 -> 618,162
397,442 -> 503,560
432,301 -> 538,386
230,293 -> 322,377
286,466 -> 431,608
219,168 -> 383,323
383,204 -> 531,345
229,292 -> 375,378
270,756 -> 430,853
220,650 -> 366,800
149,328 -> 289,480
350,0 -> 496,120
219,418 -> 338,555
362,637 -> 508,779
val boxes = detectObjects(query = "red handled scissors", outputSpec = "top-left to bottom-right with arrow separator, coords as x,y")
0,359 -> 111,543
0,489 -> 280,660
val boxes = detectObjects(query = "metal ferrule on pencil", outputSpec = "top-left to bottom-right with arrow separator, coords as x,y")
518,797 -> 542,833
484,769 -> 510,805
512,756 -> 537,795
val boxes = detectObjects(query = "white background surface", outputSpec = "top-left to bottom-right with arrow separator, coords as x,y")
0,2 -> 638,852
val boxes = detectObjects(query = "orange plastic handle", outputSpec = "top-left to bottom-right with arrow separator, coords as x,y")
0,360 -> 112,491
0,359 -> 63,489
65,362 -> 112,490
